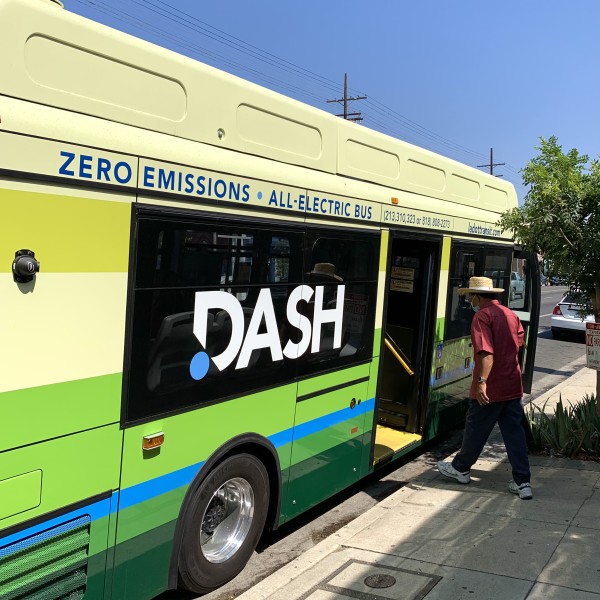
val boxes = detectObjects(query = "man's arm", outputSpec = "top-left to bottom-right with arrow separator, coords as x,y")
476,351 -> 493,405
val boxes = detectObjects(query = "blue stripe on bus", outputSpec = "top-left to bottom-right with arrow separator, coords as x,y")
0,398 -> 376,549
0,494 -> 115,552
291,397 -> 375,441
118,461 -> 204,511
117,397 -> 374,509
118,399 -> 375,508
266,397 -> 375,449
267,428 -> 294,448
0,515 -> 91,559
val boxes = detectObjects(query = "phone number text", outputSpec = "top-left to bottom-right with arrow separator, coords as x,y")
383,210 -> 452,230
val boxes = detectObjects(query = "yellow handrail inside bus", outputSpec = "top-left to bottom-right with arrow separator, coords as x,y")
384,336 -> 415,377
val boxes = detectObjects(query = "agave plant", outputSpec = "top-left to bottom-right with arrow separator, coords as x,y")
526,394 -> 599,459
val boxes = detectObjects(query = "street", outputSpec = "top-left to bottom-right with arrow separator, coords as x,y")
162,286 -> 587,600
530,285 -> 587,399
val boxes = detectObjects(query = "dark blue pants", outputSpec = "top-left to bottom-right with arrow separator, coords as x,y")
452,398 -> 531,485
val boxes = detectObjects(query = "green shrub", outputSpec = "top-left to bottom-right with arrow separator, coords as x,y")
526,394 -> 600,458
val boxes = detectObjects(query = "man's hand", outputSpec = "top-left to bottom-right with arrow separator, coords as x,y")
476,382 -> 490,405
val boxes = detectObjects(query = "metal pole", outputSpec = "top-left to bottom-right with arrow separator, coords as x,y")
343,73 -> 348,120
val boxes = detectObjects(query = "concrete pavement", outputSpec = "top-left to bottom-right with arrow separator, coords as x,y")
237,367 -> 600,600
528,363 -> 597,414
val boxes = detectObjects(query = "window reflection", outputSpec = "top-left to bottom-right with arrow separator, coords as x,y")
508,258 -> 530,311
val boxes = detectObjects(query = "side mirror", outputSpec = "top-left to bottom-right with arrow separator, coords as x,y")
12,249 -> 40,283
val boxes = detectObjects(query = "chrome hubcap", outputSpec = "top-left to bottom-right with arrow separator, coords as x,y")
200,477 -> 255,563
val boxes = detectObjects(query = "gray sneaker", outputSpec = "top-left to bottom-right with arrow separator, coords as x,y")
437,460 -> 470,484
509,481 -> 533,499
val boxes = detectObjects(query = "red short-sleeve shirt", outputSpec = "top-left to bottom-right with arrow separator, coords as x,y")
470,300 -> 525,402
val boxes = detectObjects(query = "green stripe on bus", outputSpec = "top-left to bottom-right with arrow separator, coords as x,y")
288,413 -> 371,464
119,383 -> 298,493
115,485 -> 185,544
373,328 -> 382,357
366,356 -> 380,408
435,316 -> 446,342
0,189 -> 131,272
0,374 -> 122,453
286,436 -> 365,519
112,521 -> 176,599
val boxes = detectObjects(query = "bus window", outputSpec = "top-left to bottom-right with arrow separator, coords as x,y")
298,231 -> 379,377
445,247 -> 479,340
445,243 -> 511,340
126,218 -> 379,422
125,216 -> 303,423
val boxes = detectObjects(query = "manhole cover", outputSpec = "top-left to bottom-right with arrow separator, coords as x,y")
364,573 -> 396,589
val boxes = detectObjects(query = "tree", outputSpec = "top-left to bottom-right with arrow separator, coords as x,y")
498,136 -> 600,413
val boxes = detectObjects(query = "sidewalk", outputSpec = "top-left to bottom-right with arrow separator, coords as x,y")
528,364 -> 597,414
238,367 -> 600,600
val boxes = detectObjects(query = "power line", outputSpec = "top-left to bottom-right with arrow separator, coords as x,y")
362,100 -> 488,162
148,0 -> 343,92
71,0 -> 329,102
129,0 -> 341,92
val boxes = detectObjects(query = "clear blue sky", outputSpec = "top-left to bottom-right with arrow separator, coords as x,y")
69,0 -> 599,203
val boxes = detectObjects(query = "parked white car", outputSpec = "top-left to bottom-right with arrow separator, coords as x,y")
551,293 -> 594,338
509,271 -> 525,300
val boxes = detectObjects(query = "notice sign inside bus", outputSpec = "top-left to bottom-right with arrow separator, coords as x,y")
586,323 -> 600,370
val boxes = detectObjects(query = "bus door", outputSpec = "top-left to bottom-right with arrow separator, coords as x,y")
508,249 -> 540,393
285,229 -> 380,520
374,235 -> 439,464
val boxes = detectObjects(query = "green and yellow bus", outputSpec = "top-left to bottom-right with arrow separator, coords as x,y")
0,0 -> 540,597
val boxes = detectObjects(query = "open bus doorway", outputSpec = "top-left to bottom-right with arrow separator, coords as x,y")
373,235 -> 440,465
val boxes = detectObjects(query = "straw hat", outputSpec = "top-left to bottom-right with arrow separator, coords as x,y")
458,276 -> 504,295
306,262 -> 342,281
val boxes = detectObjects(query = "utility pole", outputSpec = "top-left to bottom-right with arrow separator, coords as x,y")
477,147 -> 505,176
327,73 -> 367,122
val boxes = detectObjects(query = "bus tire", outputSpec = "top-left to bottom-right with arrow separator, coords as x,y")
178,453 -> 270,594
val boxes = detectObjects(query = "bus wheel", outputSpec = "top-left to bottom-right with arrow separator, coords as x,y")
178,453 -> 270,593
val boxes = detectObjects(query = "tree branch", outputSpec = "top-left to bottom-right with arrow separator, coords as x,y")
554,222 -> 575,248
